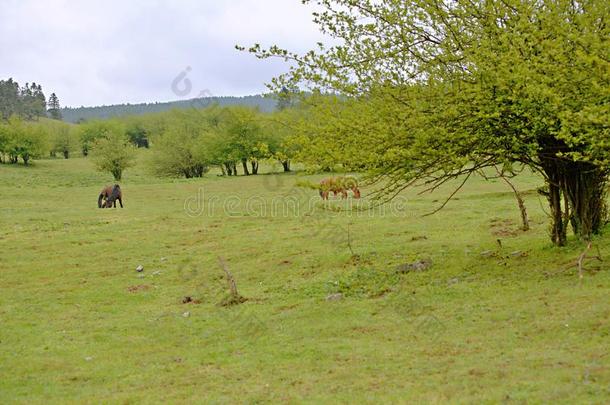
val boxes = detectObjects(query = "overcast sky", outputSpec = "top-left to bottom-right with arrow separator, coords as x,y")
0,0 -> 324,107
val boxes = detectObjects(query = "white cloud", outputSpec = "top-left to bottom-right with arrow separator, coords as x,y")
0,0 -> 325,106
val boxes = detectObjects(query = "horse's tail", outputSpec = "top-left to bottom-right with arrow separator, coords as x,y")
98,193 -> 104,208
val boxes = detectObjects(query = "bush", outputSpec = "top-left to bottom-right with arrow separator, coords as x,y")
149,127 -> 211,178
91,132 -> 136,181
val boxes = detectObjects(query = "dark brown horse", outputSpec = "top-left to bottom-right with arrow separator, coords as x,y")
319,176 -> 361,200
98,184 -> 123,208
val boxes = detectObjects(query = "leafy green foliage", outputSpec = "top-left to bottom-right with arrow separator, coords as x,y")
0,116 -> 47,164
245,0 -> 610,244
46,120 -> 78,159
79,120 -> 126,157
90,131 -> 136,181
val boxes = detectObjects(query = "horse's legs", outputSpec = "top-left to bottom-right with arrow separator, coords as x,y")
118,197 -> 123,208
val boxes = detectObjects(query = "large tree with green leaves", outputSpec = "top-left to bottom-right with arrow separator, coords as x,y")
220,106 -> 266,175
90,132 -> 136,181
245,0 -> 610,245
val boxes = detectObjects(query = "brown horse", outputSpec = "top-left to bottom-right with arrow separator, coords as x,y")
98,184 -> 123,208
319,176 -> 361,200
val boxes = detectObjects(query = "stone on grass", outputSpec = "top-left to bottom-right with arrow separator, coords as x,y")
326,293 -> 344,302
396,259 -> 432,274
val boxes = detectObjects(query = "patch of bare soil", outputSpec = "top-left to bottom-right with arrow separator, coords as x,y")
489,218 -> 519,237
127,285 -> 150,293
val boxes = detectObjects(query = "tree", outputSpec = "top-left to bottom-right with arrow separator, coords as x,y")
0,79 -> 49,120
263,108 -> 304,172
91,132 -> 136,181
126,123 -> 149,148
48,120 -> 78,159
245,0 -> 610,245
47,93 -> 62,120
221,106 -> 265,175
0,120 -> 9,163
0,79 -> 20,120
149,127 -> 211,178
79,120 -> 125,157
1,116 -> 46,165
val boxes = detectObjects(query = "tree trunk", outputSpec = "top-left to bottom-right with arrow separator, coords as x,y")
63,150 -> 69,159
22,153 -> 30,166
242,158 -> 250,176
282,160 -> 291,172
251,160 -> 259,175
563,162 -> 607,240
548,180 -> 568,246
541,156 -> 607,245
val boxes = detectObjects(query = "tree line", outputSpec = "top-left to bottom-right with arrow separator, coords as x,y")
0,95 -> 307,182
60,95 -> 278,123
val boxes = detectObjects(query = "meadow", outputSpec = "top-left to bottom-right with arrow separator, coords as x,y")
1,154 -> 609,403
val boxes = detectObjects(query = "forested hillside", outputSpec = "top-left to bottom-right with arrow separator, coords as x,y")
0,78 -> 48,120
61,94 -> 277,122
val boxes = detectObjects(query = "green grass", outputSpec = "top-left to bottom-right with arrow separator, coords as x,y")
1,156 -> 609,403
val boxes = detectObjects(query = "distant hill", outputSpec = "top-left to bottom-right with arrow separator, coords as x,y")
60,94 -> 277,123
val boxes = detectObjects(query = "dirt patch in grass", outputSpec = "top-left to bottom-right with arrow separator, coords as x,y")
489,218 -> 519,237
127,285 -> 150,293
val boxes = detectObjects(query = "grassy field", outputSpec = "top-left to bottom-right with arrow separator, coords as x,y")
1,155 -> 609,403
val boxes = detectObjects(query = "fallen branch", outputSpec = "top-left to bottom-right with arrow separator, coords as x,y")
217,256 -> 247,306
569,242 -> 603,280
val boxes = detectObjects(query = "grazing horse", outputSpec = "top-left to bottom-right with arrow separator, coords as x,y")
98,184 -> 123,208
319,176 -> 361,200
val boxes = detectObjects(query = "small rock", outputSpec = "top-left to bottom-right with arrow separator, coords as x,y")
182,296 -> 193,304
326,293 -> 344,302
136,265 -> 144,272
160,257 -> 167,262
448,278 -> 459,286
182,311 -> 190,318
396,259 -> 432,274
152,270 -> 161,276
84,356 -> 93,361
480,250 -> 495,258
